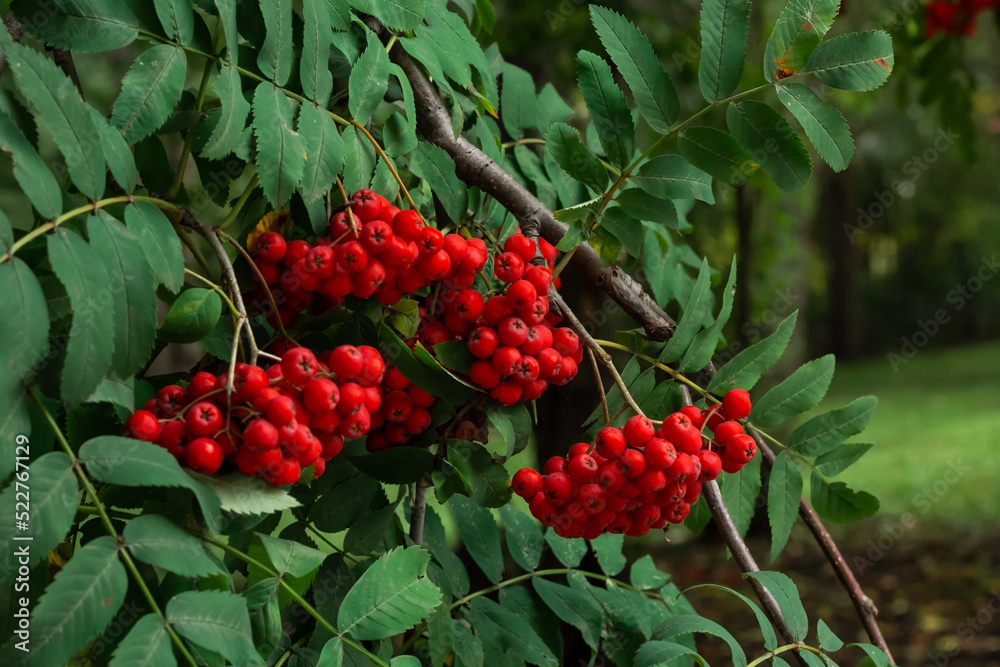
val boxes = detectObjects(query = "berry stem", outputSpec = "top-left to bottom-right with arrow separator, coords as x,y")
586,347 -> 611,426
746,643 -> 824,667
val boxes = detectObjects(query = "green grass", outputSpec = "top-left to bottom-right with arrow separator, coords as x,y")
790,340 -> 1000,523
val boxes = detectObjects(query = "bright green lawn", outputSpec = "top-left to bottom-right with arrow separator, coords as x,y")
801,340 -> 1000,523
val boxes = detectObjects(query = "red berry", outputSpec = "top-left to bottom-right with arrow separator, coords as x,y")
186,372 -> 217,402
262,456 -> 301,486
470,360 -> 502,389
244,419 -> 279,450
503,232 -> 537,263
536,348 -> 562,378
552,328 -> 580,356
303,379 -> 340,414
543,456 -> 568,475
418,250 -> 452,281
623,415 -> 655,448
350,189 -> 383,222
185,402 -> 222,437
595,427 -> 627,460
337,382 -> 366,414
567,454 -> 599,484
512,468 -> 543,498
255,232 -> 286,263
404,407 -> 432,434
490,381 -> 522,406
305,245 -> 337,278
498,317 -> 529,347
636,468 -> 667,493
513,355 -> 540,383
505,280 -> 536,310
281,347 -> 319,386
596,460 -> 626,492
468,327 -> 500,359
328,345 -> 364,379
356,346 -> 386,387
158,421 -> 188,458
713,420 -> 745,446
338,407 -> 372,439
723,389 -> 752,420
665,452 -> 696,483
492,346 -> 522,376
383,390 -> 414,422
552,356 -> 578,385
662,412 -> 704,454
618,448 -> 647,478
360,220 -> 394,254
543,472 -> 575,506
392,210 -> 424,242
725,434 -> 757,464
680,405 -> 705,429
576,483 -> 607,515
265,396 -> 296,426
453,289 -> 485,322
644,438 -> 678,470
338,240 -> 369,274
186,437 -> 223,474
524,265 -> 552,296
233,365 -> 269,402
156,385 -> 186,416
418,227 -> 444,256
125,410 -> 161,442
493,252 -> 524,283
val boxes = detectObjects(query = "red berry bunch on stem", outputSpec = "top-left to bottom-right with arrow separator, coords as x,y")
124,345 -> 386,486
512,389 -> 756,538
249,188 -> 488,328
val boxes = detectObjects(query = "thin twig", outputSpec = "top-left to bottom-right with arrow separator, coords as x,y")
587,347 -> 610,426
748,430 -> 895,663
409,478 -> 428,545
219,230 -> 298,346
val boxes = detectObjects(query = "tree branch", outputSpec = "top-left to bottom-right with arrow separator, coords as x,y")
748,430 -> 895,663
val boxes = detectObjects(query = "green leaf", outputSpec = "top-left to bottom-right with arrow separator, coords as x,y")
253,81 -> 306,207
660,258 -> 713,363
652,615 -> 746,666
682,256 -> 737,371
589,532 -> 626,576
109,613 -> 174,667
7,42 -> 106,199
631,154 -> 714,204
777,83 -> 854,172
380,325 -> 477,404
590,6 -> 678,132
124,514 -> 222,578
449,495 -> 503,583
6,536 -> 127,667
423,505 -> 470,597
767,451 -> 803,561
0,111 -> 62,218
79,436 -> 224,532
802,31 -> 894,91
242,578 -> 281,659
684,583 -> 777,650
814,442 -> 873,477
215,0 -> 239,63
787,395 -> 878,457
817,619 -> 844,652
435,340 -> 475,375
201,64 -> 250,160
159,287 -> 223,344
452,619 -> 483,667
614,189 -> 679,230
154,0 -> 194,45
421,1 -> 498,108
386,63 -> 418,158
11,0 -> 138,52
0,453 -> 77,585
309,460 -> 381,532
708,311 -> 798,393
337,546 -> 443,640
87,106 -> 137,192
349,30 -> 391,125
577,50 -> 634,170
810,471 -> 879,523
532,578 -> 604,650
427,604 -> 454,667
763,0 -> 840,81
86,212 -> 157,379
302,0 -> 335,104
258,533 -> 327,577
349,447 -> 435,484
535,83 -> 574,134
167,590 -> 262,666
501,63 -> 536,138
447,440 -> 511,508
846,643 -> 890,667
545,122 -> 608,193
634,640 -> 705,667
751,354 -> 835,427
84,374 -> 134,411
391,657 -> 422,667
466,597 -> 558,667
47,228 -> 115,406
718,453 -> 762,538
124,202 -> 185,293
678,127 -> 756,186
727,100 -> 812,192
409,142 -> 467,224
743,571 -> 808,640
699,0 -> 751,102
298,103 -> 346,203
630,555 -> 669,590
0,255 -> 50,373
341,124 -> 376,194
257,0 -> 293,85
498,505 -> 543,571
112,45 -> 187,144
316,636 -> 344,667
344,499 -> 398,555
189,471 -> 301,515
371,0 -> 426,31
544,529 -> 587,568
600,207 -> 642,257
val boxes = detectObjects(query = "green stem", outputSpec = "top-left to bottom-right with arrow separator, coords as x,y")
594,339 -> 708,398
184,268 -> 241,318
291,509 -> 361,564
203,535 -> 390,667
31,387 -> 200,667
500,138 -> 547,149
596,82 -> 774,215
449,568 -> 654,611
0,196 -> 183,265
174,224 -> 214,276
746,643 -> 824,667
218,171 -> 260,231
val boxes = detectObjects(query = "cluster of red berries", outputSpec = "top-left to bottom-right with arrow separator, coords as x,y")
123,345 -> 386,485
250,189 -> 488,328
511,389 -> 756,539
362,365 -> 438,451
411,232 -> 581,406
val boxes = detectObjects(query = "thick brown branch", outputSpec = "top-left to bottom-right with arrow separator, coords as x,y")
391,49 -> 675,343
